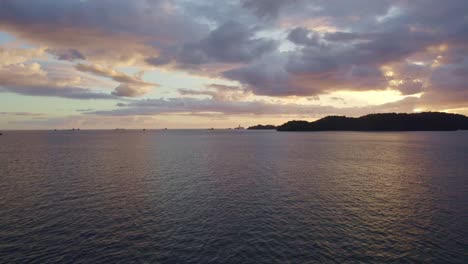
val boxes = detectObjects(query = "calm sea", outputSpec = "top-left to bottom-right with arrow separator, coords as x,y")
0,130 -> 467,263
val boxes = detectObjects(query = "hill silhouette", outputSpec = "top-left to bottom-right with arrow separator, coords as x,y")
248,125 -> 277,130
277,112 -> 468,131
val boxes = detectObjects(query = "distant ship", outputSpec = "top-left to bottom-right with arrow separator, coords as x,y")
234,125 -> 244,130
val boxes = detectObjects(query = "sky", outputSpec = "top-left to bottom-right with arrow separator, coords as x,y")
0,0 -> 467,129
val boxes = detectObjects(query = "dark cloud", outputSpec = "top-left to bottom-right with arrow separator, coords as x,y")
111,84 -> 151,97
47,48 -> 85,61
312,0 -> 393,19
224,0 -> 468,100
242,0 -> 289,19
0,0 -> 208,65
223,55 -> 295,96
0,0 -> 205,41
224,51 -> 387,97
198,21 -> 277,63
395,81 -> 424,96
145,55 -> 173,66
147,21 -> 278,67
288,27 -> 321,46
422,61 -> 468,108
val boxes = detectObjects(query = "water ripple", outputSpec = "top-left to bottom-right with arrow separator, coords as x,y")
0,130 -> 467,263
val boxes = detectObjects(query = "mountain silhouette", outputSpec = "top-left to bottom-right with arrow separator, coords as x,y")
248,125 -> 277,130
277,112 -> 468,131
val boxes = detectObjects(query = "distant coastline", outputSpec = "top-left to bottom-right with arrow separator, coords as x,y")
276,112 -> 468,132
247,124 -> 277,130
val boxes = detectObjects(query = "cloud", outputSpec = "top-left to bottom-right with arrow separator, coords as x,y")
1,0 -> 468,116
420,60 -> 468,109
6,115 -> 162,130
0,112 -> 44,116
112,84 -> 151,97
287,27 -> 321,46
0,46 -> 46,66
242,0 -> 288,19
0,48 -> 118,100
223,0 -> 468,101
178,84 -> 248,101
75,63 -> 158,97
147,21 -> 278,68
394,80 -> 424,96
0,0 -> 207,65
86,95 -> 419,118
190,21 -> 277,63
46,48 -> 86,61
0,85 -> 117,100
224,27 -> 435,96
76,109 -> 94,113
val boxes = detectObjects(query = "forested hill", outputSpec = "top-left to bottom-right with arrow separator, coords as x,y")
277,112 -> 468,131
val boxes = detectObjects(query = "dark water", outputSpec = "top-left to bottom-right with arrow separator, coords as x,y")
0,130 -> 467,263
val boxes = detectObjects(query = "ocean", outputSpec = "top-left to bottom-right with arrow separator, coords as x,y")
1,130 -> 467,263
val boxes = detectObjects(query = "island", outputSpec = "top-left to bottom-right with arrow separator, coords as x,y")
248,124 -> 277,130
277,112 -> 468,131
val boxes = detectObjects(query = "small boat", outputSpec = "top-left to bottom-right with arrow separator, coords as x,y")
0,132 -> 3,136
234,125 -> 244,130
208,128 -> 214,130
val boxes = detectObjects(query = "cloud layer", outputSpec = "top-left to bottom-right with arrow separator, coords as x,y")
1,0 -> 467,127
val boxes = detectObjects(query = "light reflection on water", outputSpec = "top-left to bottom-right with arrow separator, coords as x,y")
0,130 -> 467,263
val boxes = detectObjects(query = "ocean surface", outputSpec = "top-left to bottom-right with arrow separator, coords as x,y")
0,130 -> 467,263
